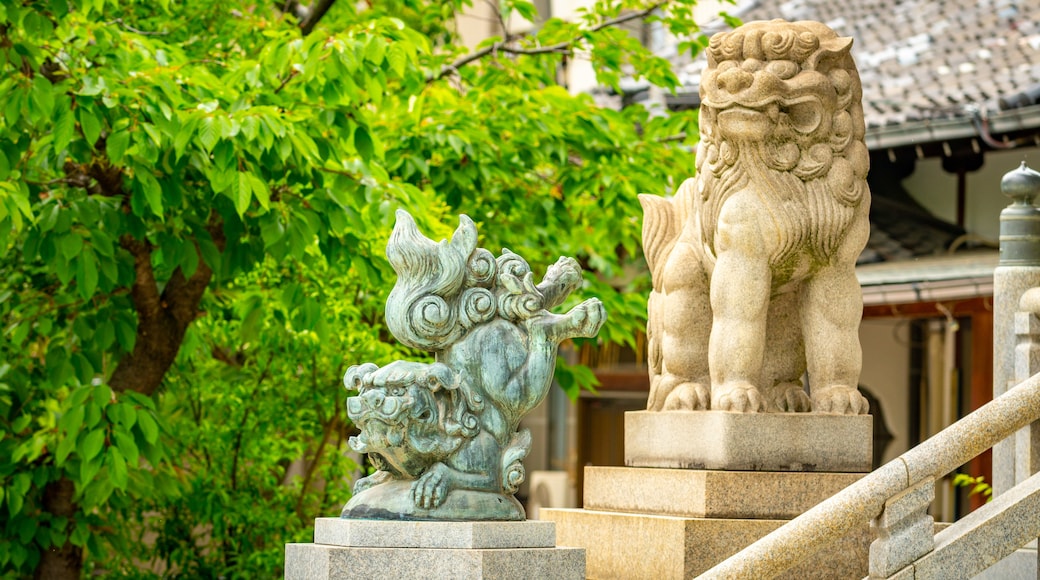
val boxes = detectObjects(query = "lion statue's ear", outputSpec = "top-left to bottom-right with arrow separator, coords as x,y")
807,36 -> 853,71
423,363 -> 459,392
451,215 -> 478,257
344,363 -> 379,390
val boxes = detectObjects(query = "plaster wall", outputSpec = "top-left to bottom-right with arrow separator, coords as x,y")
859,318 -> 912,465
901,148 -> 1040,243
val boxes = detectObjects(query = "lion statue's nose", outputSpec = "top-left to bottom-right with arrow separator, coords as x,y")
363,389 -> 385,408
717,67 -> 754,94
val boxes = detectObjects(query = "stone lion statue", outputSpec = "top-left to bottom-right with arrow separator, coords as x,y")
342,210 -> 605,520
640,20 -> 870,414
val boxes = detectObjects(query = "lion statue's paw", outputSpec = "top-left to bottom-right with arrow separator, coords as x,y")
353,470 -> 392,496
663,382 -> 710,411
411,463 -> 451,509
765,382 -> 812,413
567,298 -> 606,339
812,385 -> 870,415
712,382 -> 765,413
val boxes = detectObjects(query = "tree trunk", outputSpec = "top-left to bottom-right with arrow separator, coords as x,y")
34,479 -> 82,580
34,230 -> 221,579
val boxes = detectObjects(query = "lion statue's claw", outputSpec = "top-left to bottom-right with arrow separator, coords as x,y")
663,382 -> 710,411
353,470 -> 392,496
712,382 -> 765,413
812,385 -> 869,415
766,383 -> 812,413
411,463 -> 450,509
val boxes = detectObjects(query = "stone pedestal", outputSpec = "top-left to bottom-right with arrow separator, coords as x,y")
543,411 -> 873,579
285,519 -> 584,580
625,411 -> 873,472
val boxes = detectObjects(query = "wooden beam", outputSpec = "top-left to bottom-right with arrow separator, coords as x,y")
593,368 -> 650,392
863,296 -> 992,319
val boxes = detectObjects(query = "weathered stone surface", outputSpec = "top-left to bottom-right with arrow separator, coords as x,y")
541,508 -> 870,579
625,410 -> 872,472
312,518 -> 556,549
640,20 -> 871,415
971,546 -> 1038,580
341,211 -> 604,520
583,466 -> 863,519
908,469 -> 1040,579
868,478 -> 935,577
284,543 -> 585,580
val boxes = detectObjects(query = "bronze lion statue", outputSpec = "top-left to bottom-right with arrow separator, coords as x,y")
640,20 -> 870,414
342,211 -> 604,520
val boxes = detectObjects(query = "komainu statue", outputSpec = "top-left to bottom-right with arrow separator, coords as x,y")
640,20 -> 870,414
341,210 -> 605,520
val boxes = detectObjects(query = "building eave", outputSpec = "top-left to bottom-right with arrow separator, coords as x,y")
864,104 -> 1040,151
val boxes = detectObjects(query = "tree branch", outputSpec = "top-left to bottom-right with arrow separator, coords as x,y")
484,0 -> 511,41
121,237 -> 163,324
107,18 -> 168,36
108,216 -> 226,395
299,0 -> 337,36
432,1 -> 668,81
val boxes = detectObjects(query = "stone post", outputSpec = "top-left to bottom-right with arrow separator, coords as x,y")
994,162 -> 1040,496
868,478 -> 935,578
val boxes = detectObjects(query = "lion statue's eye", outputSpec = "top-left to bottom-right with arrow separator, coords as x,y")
391,387 -> 406,397
783,101 -> 822,133
765,60 -> 799,80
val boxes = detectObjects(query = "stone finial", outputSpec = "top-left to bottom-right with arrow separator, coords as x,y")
640,19 -> 871,414
341,210 -> 605,521
999,163 -> 1040,266
1001,161 -> 1040,205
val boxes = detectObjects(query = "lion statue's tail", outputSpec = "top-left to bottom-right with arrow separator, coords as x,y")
639,178 -> 696,287
500,428 -> 532,495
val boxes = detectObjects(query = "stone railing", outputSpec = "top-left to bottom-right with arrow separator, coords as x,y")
700,368 -> 1040,578
701,161 -> 1040,580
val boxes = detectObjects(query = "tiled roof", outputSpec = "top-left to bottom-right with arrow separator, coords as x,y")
672,0 -> 1040,130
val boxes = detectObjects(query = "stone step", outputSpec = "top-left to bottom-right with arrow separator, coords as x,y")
541,507 -> 870,579
583,466 -> 864,519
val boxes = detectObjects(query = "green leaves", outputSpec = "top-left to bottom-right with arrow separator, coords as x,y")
106,130 -> 130,163
80,429 -> 106,463
0,0 -> 711,576
136,409 -> 159,445
77,105 -> 103,146
76,248 -> 99,299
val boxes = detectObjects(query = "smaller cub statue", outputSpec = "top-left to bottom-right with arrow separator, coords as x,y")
342,210 -> 605,520
640,20 -> 871,415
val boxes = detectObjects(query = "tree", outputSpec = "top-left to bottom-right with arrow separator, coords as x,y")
0,0 -> 712,576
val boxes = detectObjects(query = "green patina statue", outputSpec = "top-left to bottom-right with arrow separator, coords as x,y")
341,210 -> 605,521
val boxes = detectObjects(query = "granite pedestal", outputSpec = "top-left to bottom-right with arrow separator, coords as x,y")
544,411 -> 874,579
625,410 -> 873,472
285,519 -> 584,580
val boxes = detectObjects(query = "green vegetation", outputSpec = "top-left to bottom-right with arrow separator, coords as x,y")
0,0 -> 714,576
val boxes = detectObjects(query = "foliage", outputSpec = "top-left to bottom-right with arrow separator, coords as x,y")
1,0 -> 715,576
953,473 -> 993,502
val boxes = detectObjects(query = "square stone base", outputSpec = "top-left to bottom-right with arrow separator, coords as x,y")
285,543 -> 585,580
583,466 -> 864,519
541,508 -> 870,579
312,518 -> 557,548
625,410 -> 872,472
285,520 -> 583,580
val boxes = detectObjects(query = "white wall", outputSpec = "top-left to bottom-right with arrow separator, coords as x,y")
859,318 -> 912,464
902,148 -> 1040,243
